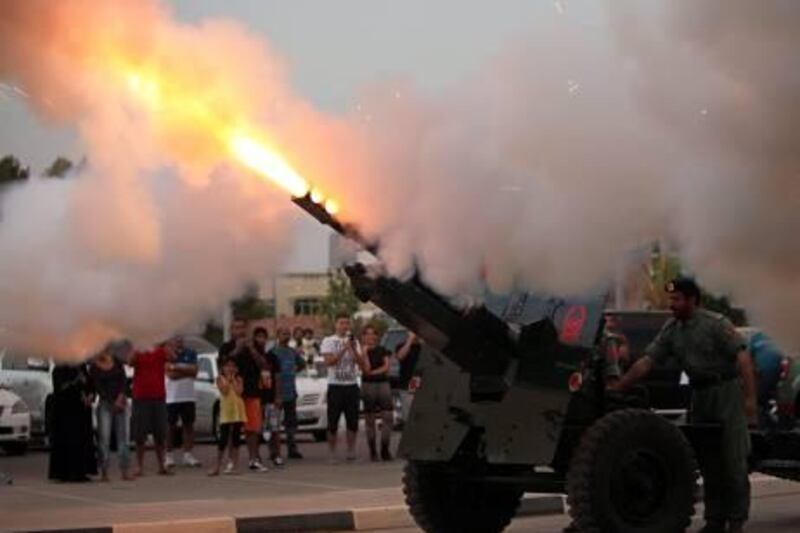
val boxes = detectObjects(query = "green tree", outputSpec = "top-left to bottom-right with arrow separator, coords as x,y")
230,283 -> 274,320
0,155 -> 29,187
702,293 -> 747,326
359,315 -> 390,337
643,242 -> 682,309
44,156 -> 73,178
642,241 -> 747,324
202,321 -> 224,347
319,270 -> 360,331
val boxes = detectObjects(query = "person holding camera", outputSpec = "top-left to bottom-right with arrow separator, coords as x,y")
321,313 -> 370,463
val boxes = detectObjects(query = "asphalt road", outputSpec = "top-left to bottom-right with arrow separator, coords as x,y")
0,436 -> 408,531
377,473 -> 800,533
2,439 -> 800,532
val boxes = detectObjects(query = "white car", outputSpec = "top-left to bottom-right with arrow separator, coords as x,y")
0,387 -> 31,455
195,352 -> 220,439
295,366 -> 329,442
0,351 -> 52,438
197,353 -> 330,442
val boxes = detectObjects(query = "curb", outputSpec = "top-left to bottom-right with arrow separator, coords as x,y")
23,495 -> 565,532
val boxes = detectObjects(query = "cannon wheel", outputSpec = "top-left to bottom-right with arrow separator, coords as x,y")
403,461 -> 522,533
567,408 -> 697,533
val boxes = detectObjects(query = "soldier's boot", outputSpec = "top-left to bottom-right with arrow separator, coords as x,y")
368,439 -> 378,462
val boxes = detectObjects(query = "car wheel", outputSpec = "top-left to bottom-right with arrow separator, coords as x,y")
404,460 -> 522,533
312,430 -> 327,442
2,442 -> 28,456
567,409 -> 697,533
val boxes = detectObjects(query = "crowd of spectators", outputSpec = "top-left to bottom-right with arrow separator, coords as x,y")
46,314 -> 420,482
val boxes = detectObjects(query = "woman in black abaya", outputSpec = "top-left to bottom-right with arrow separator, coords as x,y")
48,363 -> 97,482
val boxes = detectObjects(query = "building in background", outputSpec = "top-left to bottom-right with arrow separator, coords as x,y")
256,272 -> 329,334
252,270 -> 382,337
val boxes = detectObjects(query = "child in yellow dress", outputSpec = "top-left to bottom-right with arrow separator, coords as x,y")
209,357 -> 247,476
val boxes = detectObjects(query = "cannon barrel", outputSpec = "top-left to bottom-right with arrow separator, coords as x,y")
292,192 -> 520,395
344,263 -> 518,383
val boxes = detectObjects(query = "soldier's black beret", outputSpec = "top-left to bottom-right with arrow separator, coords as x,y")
665,277 -> 701,300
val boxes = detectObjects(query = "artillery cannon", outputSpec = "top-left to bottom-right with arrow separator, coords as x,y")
293,192 -> 800,532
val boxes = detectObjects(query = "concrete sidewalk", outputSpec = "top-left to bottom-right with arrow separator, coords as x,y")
0,441 -> 564,532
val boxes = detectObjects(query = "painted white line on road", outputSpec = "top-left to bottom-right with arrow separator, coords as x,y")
13,485 -> 122,507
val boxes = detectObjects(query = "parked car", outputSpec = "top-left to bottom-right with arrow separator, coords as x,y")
181,336 -> 218,357
0,387 -> 30,455
198,352 -> 331,442
195,351 -> 220,439
295,367 -> 329,442
0,350 -> 52,438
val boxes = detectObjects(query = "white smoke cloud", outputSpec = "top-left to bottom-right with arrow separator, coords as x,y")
0,167 -> 292,358
0,0 -> 298,358
343,7 -> 675,295
336,1 -> 800,349
1,0 -> 798,358
610,1 -> 800,349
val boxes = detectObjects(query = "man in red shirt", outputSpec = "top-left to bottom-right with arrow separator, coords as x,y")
130,342 -> 174,476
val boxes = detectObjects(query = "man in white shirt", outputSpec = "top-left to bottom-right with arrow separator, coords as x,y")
164,335 -> 201,468
321,314 -> 369,462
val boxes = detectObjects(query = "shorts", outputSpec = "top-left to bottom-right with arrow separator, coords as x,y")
167,402 -> 196,427
243,398 -> 263,433
218,422 -> 242,451
131,399 -> 167,445
327,384 -> 360,433
361,381 -> 393,413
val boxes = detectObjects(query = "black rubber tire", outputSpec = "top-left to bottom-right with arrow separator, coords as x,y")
312,430 -> 328,442
567,409 -> 698,533
403,461 -> 523,533
2,442 -> 28,456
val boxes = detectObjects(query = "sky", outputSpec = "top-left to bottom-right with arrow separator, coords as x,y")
0,0 -> 576,271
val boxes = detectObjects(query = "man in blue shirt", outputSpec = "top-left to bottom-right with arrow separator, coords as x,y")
267,327 -> 307,461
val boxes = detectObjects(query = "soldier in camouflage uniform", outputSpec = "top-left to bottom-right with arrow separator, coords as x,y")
612,277 -> 757,533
